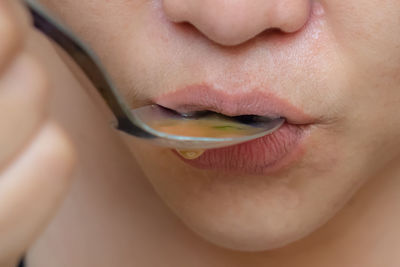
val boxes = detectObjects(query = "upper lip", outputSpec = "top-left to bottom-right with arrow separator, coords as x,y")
153,84 -> 315,125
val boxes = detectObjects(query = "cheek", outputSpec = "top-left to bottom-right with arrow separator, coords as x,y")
328,0 -> 400,73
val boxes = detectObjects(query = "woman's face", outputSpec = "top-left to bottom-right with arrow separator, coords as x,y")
40,0 -> 400,251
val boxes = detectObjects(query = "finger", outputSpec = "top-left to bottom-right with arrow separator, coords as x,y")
0,53 -> 50,170
0,0 -> 29,74
0,121 -> 76,262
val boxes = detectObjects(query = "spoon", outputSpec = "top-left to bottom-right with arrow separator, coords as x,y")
24,0 -> 285,150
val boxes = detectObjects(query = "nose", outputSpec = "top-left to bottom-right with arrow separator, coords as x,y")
163,0 -> 312,46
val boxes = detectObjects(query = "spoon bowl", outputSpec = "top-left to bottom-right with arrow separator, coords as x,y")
131,105 -> 285,149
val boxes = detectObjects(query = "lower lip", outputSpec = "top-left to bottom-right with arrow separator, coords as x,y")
173,123 -> 309,175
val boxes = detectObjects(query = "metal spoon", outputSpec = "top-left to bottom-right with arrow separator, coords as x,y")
24,0 -> 285,149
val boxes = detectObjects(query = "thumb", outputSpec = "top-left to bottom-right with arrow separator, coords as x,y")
0,121 -> 76,265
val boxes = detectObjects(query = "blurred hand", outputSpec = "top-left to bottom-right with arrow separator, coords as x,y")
0,1 -> 76,266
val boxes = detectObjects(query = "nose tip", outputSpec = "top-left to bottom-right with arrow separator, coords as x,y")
163,0 -> 312,46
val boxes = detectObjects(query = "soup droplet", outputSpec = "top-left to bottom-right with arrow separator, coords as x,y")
176,149 -> 205,160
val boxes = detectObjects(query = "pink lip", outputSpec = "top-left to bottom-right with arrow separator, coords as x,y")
174,123 -> 309,175
153,84 -> 314,175
154,84 -> 315,124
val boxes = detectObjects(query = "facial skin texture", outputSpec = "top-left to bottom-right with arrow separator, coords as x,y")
38,0 -> 400,255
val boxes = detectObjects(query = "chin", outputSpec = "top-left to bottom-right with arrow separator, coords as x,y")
158,172 -> 325,252
186,222 -> 307,252
125,138 -> 358,253
174,199 -> 318,252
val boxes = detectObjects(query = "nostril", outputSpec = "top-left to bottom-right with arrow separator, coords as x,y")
176,21 -> 199,34
254,27 -> 285,41
263,28 -> 284,35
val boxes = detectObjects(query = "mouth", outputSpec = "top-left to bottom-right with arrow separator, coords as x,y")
154,84 -> 315,125
153,84 -> 314,175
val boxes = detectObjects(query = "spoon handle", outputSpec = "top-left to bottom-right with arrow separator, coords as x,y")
23,0 -> 154,138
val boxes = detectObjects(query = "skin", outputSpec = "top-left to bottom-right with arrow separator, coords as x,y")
1,0 -> 400,266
